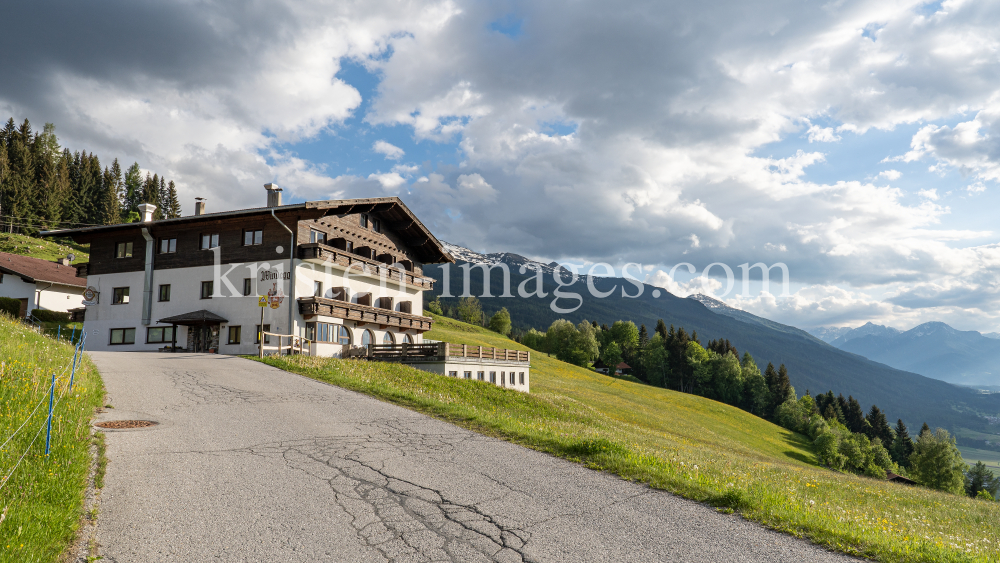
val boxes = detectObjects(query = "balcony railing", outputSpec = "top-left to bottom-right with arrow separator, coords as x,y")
348,342 -> 530,363
298,296 -> 433,332
298,243 -> 436,290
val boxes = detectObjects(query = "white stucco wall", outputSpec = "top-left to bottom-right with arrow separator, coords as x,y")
81,259 -> 429,353
406,360 -> 531,393
0,274 -> 83,313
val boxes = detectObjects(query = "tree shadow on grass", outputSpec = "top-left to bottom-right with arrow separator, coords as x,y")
778,428 -> 818,465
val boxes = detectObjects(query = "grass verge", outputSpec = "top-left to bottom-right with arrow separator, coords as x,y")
0,315 -> 104,563
258,314 -> 1000,563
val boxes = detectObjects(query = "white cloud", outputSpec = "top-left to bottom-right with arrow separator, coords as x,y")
373,140 -> 405,160
878,169 -> 902,180
917,188 -> 939,200
806,125 -> 841,143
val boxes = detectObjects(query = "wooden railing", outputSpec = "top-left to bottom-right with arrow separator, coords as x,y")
298,296 -> 433,332
298,243 -> 436,290
258,331 -> 312,358
353,342 -> 530,363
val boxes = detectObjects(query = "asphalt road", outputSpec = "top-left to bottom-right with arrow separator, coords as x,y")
89,352 -> 861,563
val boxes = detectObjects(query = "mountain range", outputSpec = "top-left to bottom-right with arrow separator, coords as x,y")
819,321 -> 1000,387
427,243 -> 1000,437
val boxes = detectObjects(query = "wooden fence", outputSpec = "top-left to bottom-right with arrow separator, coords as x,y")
258,332 -> 312,358
350,342 -> 529,363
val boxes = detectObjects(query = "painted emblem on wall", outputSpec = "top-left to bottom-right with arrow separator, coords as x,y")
267,283 -> 284,310
82,286 -> 99,306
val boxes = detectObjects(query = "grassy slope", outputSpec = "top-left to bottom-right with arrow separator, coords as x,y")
0,315 -> 104,563
261,314 -> 1000,563
0,233 -> 89,263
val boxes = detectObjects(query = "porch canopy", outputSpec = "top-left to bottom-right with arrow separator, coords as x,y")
156,310 -> 229,353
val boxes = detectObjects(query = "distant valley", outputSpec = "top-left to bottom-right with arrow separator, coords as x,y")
809,321 -> 1000,388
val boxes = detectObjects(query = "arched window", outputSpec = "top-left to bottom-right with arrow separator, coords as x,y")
403,334 -> 414,344
336,325 -> 351,346
361,330 -> 374,346
383,332 -> 395,344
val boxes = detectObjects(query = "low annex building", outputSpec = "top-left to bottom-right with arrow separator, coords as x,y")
41,186 -> 531,391
0,252 -> 86,317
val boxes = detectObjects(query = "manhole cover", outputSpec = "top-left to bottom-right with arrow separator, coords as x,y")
95,420 -> 158,429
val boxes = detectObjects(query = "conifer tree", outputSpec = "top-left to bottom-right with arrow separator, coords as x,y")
919,422 -> 931,437
166,180 -> 181,218
891,419 -> 915,468
156,176 -> 167,219
655,319 -> 668,340
845,396 -> 868,434
639,324 -> 649,348
865,405 -> 894,446
4,120 -> 35,233
81,153 -> 104,225
0,140 -> 7,231
765,363 -> 794,416
100,160 -> 123,225
123,162 -> 142,214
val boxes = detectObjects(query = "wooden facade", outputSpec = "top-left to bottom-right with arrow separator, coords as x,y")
298,296 -> 433,332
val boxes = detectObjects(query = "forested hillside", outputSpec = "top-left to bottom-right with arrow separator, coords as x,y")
425,258 -> 1000,436
0,118 -> 180,234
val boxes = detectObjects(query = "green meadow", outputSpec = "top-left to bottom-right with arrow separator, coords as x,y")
261,313 -> 1000,563
0,315 -> 104,563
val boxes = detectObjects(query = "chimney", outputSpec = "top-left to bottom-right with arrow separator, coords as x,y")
56,257 -> 70,266
265,183 -> 282,207
137,203 -> 157,222
195,197 -> 206,216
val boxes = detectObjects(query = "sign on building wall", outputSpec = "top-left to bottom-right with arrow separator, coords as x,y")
82,286 -> 99,306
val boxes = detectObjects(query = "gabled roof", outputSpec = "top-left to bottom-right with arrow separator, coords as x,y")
0,252 -> 85,288
39,197 -> 454,264
157,310 -> 229,325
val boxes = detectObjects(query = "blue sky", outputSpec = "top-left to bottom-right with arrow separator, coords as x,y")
5,0 -> 1000,332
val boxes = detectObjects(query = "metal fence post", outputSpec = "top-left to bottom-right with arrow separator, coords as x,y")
70,326 -> 76,344
45,373 -> 55,457
69,340 -> 80,391
57,325 -> 61,341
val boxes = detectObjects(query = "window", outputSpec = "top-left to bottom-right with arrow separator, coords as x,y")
361,330 -> 373,346
158,238 -> 177,254
489,372 -> 496,384
310,229 -> 326,244
227,326 -> 241,344
519,372 -> 525,385
115,241 -> 133,259
243,278 -> 253,296
403,334 -> 414,344
201,281 -> 213,299
256,324 -> 271,344
112,287 -> 129,305
109,328 -> 135,345
313,281 -> 323,297
345,240 -> 354,253
509,372 -> 515,385
371,218 -> 382,233
146,326 -> 175,343
464,371 -> 472,379
158,284 -> 171,302
359,213 -> 368,228
336,325 -> 351,345
0,273 -> 3,283
477,371 -> 485,381
243,230 -> 263,246
383,332 -> 395,344
449,371 -> 458,377
201,233 -> 219,249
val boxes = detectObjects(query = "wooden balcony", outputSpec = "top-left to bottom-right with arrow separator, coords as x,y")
348,342 -> 530,364
298,296 -> 433,332
297,243 -> 436,290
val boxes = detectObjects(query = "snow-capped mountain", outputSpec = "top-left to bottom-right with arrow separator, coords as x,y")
829,322 -> 902,347
442,242 -> 579,278
808,326 -> 853,343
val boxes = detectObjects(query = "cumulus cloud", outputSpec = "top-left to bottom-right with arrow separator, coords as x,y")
806,125 -> 841,143
878,169 -> 902,180
6,0 -> 1000,330
373,140 -> 405,160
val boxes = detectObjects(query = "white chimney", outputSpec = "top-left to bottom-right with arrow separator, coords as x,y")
265,183 -> 282,207
195,198 -> 206,216
138,203 -> 157,222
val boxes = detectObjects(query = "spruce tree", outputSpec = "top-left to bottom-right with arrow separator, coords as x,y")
156,176 -> 167,219
891,419 -> 914,468
0,140 -> 7,231
655,319 -> 668,340
639,324 -> 649,348
865,405 -> 894,446
165,180 -> 181,218
765,364 -> 794,416
919,422 -> 930,437
5,121 -> 35,233
845,397 -> 868,435
123,162 -> 142,214
965,461 -> 1000,499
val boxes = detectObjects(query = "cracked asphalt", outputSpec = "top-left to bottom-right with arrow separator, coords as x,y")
89,352 -> 861,562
